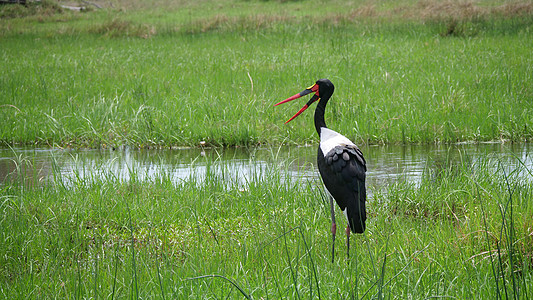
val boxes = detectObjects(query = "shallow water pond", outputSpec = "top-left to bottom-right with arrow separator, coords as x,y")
0,143 -> 531,194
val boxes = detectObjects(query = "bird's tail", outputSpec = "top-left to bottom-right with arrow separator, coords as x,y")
347,186 -> 366,234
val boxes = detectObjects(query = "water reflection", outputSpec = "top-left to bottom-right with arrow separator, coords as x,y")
0,143 -> 531,192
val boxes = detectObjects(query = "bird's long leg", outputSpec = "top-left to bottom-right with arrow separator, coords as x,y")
330,196 -> 336,263
346,225 -> 351,260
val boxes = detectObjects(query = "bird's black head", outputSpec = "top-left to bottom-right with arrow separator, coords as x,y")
274,79 -> 335,123
314,78 -> 334,101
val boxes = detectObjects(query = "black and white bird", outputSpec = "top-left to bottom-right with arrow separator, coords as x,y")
275,79 -> 367,261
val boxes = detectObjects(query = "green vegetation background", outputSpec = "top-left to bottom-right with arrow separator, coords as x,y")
1,0 -> 532,148
1,1 -> 532,299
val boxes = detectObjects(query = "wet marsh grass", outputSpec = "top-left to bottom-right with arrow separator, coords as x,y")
0,152 -> 532,298
1,1 -> 533,147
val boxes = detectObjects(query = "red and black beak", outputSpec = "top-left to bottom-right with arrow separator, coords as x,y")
274,83 -> 320,123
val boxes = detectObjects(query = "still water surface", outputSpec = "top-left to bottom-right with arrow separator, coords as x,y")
1,143 -> 531,192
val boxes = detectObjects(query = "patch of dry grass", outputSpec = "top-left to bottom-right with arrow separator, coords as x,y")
0,0 -> 63,19
413,1 -> 533,20
173,1 -> 533,35
88,18 -> 156,38
181,14 -> 294,33
336,1 -> 533,22
183,1 -> 533,32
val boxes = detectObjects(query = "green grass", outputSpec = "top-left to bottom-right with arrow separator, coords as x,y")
0,150 -> 531,298
1,0 -> 533,147
1,1 -> 532,298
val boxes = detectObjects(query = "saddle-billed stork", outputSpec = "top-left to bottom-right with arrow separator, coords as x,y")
274,78 -> 367,261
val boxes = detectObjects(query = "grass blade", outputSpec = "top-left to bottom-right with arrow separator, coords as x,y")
186,275 -> 252,300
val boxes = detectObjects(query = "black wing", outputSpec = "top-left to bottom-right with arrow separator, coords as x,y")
318,144 -> 367,233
